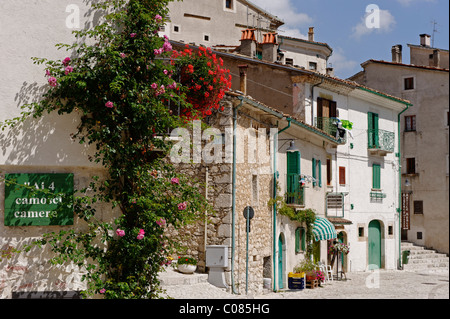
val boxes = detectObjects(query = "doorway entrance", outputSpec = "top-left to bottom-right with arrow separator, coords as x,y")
368,220 -> 382,270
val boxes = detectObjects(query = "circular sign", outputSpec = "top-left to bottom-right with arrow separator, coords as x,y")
243,206 -> 254,220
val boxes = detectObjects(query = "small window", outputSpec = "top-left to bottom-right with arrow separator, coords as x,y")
358,227 -> 364,237
295,227 -> 306,253
339,166 -> 346,185
404,77 -> 414,90
414,200 -> 423,214
326,158 -> 332,186
388,226 -> 393,235
405,115 -> 416,132
204,34 -> 210,42
173,25 -> 180,33
225,0 -> 233,9
309,62 -> 317,71
285,58 -> 294,66
406,158 -> 416,174
417,232 -> 423,240
252,175 -> 258,205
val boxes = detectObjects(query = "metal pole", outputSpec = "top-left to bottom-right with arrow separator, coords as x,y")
246,211 -> 249,294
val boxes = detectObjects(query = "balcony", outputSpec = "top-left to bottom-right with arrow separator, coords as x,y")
314,117 -> 347,143
367,129 -> 395,156
285,174 -> 305,207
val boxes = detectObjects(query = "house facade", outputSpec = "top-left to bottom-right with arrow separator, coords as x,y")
198,34 -> 411,272
349,34 -> 449,254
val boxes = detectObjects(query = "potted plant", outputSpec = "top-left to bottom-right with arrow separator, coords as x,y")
294,258 -> 318,281
177,256 -> 198,274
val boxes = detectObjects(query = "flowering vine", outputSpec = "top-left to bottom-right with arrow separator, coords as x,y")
1,0 -> 212,299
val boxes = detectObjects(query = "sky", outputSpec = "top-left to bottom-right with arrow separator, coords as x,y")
250,0 -> 449,79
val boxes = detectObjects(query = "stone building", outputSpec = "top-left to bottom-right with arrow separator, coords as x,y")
349,34 -> 449,255
181,31 -> 411,272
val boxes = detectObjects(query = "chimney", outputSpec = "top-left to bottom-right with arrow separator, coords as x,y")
429,49 -> 441,67
326,67 -> 334,77
238,65 -> 248,95
420,34 -> 431,47
391,44 -> 402,63
261,33 -> 278,63
308,27 -> 314,42
240,29 -> 257,58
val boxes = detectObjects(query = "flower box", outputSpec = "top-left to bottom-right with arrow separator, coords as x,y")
177,263 -> 197,274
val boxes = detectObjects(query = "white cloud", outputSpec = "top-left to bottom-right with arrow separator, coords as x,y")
351,9 -> 396,39
396,0 -> 436,6
328,47 -> 358,77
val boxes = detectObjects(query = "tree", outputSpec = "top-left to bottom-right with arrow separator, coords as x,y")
0,0 -> 222,299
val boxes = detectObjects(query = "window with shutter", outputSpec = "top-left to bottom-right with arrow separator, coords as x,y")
368,112 -> 379,148
372,164 -> 381,189
312,158 -> 317,186
318,160 -> 322,187
339,167 -> 346,185
287,151 -> 300,175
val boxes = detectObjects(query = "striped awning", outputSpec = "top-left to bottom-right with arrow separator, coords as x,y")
312,216 -> 337,241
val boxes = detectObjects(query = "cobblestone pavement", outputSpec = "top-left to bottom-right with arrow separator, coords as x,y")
162,269 -> 449,299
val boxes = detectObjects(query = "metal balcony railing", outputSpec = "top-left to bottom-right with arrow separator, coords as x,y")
285,174 -> 305,206
367,129 -> 395,153
314,117 -> 347,142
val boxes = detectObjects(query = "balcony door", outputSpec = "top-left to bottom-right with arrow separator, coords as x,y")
317,97 -> 337,119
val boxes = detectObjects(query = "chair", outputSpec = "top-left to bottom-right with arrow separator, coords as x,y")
319,261 -> 333,282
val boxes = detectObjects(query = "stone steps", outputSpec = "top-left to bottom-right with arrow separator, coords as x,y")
158,266 -> 209,286
401,241 -> 449,273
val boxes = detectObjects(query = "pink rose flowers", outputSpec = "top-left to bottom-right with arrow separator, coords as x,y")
62,57 -> 71,66
156,218 -> 166,227
48,77 -> 58,87
137,229 -> 145,240
105,101 -> 114,108
116,229 -> 125,237
171,177 -> 179,185
130,33 -> 137,38
155,14 -> 163,23
178,202 -> 187,211
64,66 -> 73,75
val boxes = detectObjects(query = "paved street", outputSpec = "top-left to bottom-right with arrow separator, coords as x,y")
162,269 -> 449,299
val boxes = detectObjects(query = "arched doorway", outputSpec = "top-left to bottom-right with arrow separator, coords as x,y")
278,233 -> 285,289
368,220 -> 382,270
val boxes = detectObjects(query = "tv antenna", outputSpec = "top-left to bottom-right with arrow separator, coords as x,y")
431,20 -> 439,48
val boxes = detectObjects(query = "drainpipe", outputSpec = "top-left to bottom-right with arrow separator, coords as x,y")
231,97 -> 244,294
397,103 -> 410,270
272,118 -> 291,292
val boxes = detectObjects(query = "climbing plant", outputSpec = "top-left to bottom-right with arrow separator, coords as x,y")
0,0 -> 225,299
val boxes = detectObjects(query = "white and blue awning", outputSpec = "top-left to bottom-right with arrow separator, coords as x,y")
312,216 -> 337,241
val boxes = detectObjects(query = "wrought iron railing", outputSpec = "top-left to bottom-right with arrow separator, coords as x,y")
315,117 -> 338,137
285,174 -> 305,206
367,129 -> 395,153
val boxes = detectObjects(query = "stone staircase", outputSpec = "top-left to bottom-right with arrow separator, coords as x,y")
158,266 -> 209,286
401,241 -> 449,273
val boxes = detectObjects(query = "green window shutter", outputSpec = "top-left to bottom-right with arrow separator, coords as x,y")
368,112 -> 379,148
295,228 -> 301,253
373,164 -> 381,189
312,158 -> 316,187
318,160 -> 322,187
301,228 -> 306,251
287,151 -> 301,175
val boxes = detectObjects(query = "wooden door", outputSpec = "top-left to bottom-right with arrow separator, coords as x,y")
368,220 -> 381,270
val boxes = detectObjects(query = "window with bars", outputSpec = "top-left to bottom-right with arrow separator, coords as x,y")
414,200 -> 423,214
405,115 -> 416,132
406,158 -> 416,174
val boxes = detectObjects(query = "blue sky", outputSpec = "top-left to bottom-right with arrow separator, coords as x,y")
250,0 -> 449,79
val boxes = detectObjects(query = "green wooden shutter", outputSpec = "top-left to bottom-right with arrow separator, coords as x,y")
287,151 -> 300,175
312,158 -> 317,187
373,164 -> 381,189
301,228 -> 306,251
318,160 -> 322,187
368,112 -> 379,148
295,228 -> 301,253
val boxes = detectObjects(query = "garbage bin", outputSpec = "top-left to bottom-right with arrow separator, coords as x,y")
402,250 -> 411,265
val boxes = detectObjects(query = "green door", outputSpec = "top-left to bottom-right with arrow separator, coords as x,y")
368,220 -> 381,270
278,235 -> 284,289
